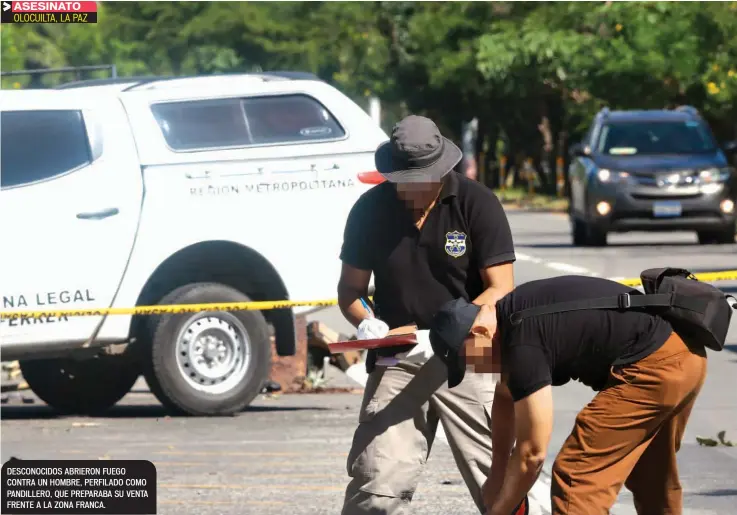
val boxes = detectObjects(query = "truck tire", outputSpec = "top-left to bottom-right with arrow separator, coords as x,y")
142,283 -> 270,416
20,355 -> 140,415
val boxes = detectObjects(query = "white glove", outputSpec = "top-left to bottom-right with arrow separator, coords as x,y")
357,317 -> 390,340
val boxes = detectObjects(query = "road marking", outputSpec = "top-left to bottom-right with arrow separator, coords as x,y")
546,262 -> 592,274
520,250 -> 647,288
160,483 -> 343,492
518,251 -> 604,280
516,252 -> 543,264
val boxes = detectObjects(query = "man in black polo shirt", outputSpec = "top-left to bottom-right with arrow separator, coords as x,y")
429,275 -> 708,515
337,115 -> 516,515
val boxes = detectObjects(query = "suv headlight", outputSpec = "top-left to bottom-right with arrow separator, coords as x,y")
699,167 -> 731,183
596,168 -> 630,183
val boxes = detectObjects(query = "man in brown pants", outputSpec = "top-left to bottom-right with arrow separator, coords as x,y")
428,275 -> 708,515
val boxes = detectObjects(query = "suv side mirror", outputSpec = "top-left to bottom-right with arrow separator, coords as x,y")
723,140 -> 737,153
569,143 -> 586,158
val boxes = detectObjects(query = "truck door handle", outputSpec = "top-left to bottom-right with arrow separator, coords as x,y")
76,207 -> 120,220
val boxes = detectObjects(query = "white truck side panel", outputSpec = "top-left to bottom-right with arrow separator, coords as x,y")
94,80 -> 386,341
0,93 -> 143,348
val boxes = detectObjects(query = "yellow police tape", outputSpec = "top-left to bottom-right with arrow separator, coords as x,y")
1,269 -> 736,321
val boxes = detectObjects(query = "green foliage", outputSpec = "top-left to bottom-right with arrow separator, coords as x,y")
477,1 -> 737,124
2,1 -> 736,174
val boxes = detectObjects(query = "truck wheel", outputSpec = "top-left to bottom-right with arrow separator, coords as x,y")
20,355 -> 140,415
142,283 -> 270,416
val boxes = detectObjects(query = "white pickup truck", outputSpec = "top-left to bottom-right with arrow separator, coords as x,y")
0,72 -> 387,416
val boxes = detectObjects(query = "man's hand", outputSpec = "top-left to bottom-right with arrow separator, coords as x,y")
489,386 -> 553,515
484,381 -> 515,510
489,496 -> 529,515
471,304 -> 498,338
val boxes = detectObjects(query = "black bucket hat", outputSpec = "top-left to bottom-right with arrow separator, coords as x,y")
375,115 -> 463,183
429,298 -> 481,388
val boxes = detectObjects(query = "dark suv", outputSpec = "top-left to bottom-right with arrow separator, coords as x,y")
568,106 -> 737,246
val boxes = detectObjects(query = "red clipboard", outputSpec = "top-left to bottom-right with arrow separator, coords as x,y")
329,333 -> 418,354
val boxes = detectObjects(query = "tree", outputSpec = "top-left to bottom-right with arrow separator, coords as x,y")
3,1 -> 735,180
476,1 -> 737,190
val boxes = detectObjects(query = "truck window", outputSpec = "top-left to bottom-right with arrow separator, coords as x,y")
1,110 -> 92,189
150,98 -> 250,151
150,94 -> 345,151
243,95 -> 345,145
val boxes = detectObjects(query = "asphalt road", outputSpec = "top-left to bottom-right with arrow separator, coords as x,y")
2,210 -> 736,515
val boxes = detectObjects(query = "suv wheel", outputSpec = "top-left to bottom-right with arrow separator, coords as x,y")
572,218 -> 588,246
697,225 -> 736,245
20,354 -> 140,415
142,282 -> 270,416
572,219 -> 608,247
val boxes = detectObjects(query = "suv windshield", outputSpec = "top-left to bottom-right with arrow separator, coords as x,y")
596,120 -> 716,155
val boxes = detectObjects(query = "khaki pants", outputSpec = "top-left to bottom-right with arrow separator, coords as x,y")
341,356 -> 495,515
551,332 -> 708,515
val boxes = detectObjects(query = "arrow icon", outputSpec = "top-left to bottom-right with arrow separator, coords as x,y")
2,2 -> 10,11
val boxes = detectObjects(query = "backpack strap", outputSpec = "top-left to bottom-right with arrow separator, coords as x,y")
509,292 -> 706,325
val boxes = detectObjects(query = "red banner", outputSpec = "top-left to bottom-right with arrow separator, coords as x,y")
11,1 -> 97,12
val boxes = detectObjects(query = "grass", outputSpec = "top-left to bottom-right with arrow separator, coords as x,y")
493,187 -> 569,212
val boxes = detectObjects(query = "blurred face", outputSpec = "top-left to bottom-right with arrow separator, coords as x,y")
462,304 -> 501,374
395,181 -> 442,211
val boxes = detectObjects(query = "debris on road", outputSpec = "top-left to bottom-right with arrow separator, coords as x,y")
266,318 -> 366,394
718,431 -> 734,447
1,392 -> 35,405
2,361 -> 22,381
696,436 -> 718,447
308,321 -> 364,372
1,363 -> 34,405
260,380 -> 283,394
304,356 -> 330,390
697,431 -> 734,447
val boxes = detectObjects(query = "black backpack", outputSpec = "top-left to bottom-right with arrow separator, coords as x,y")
509,268 -> 736,352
